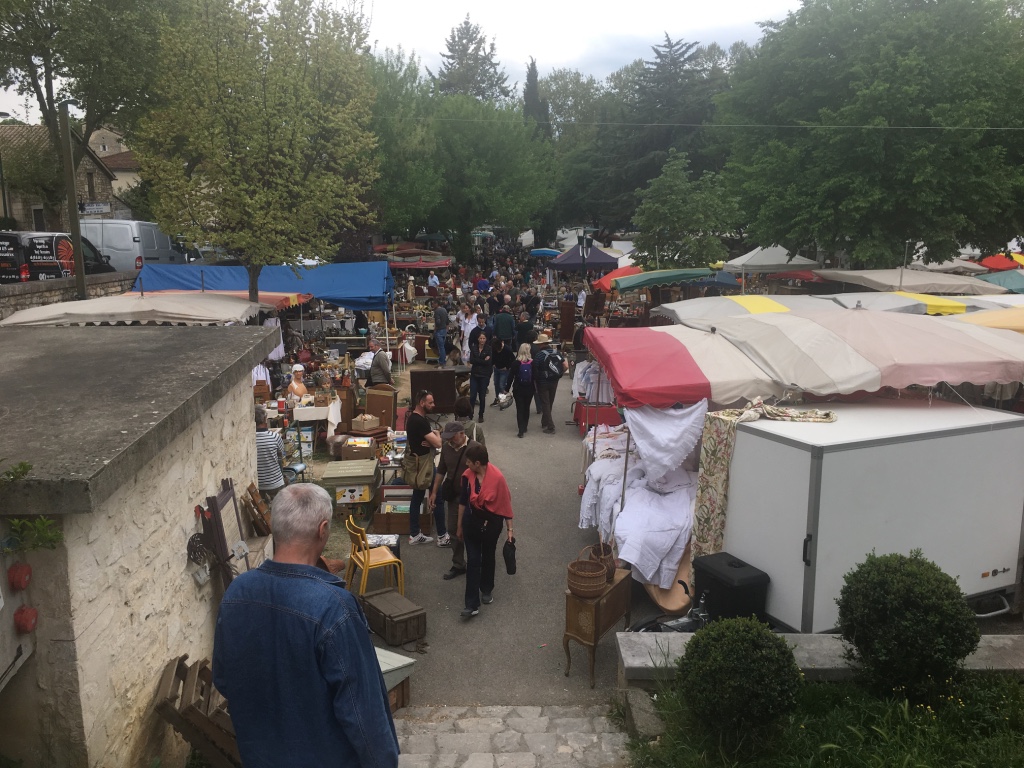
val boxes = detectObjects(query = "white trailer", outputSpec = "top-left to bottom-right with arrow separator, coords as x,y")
722,399 -> 1024,633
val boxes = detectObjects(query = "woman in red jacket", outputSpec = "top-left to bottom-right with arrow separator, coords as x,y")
456,443 -> 514,618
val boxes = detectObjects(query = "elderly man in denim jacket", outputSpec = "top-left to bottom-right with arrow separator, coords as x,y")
214,484 -> 398,768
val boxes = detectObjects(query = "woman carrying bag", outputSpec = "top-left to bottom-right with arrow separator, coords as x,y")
456,443 -> 514,619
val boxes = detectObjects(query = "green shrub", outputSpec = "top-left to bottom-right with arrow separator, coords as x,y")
837,549 -> 980,699
675,616 -> 802,735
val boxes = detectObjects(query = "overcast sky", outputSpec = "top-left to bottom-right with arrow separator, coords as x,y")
0,0 -> 804,122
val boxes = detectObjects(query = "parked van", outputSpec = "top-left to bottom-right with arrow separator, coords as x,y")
0,232 -> 114,283
78,219 -> 183,272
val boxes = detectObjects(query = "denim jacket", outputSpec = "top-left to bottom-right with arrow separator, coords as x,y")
213,560 -> 399,768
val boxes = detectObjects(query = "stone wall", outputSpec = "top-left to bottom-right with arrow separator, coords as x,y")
0,272 -> 135,320
0,376 -> 259,766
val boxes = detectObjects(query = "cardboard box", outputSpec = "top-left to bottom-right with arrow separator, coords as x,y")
336,484 -> 377,504
353,413 -> 380,431
253,383 -> 271,402
366,384 -> 398,429
372,500 -> 432,535
314,389 -> 332,407
341,435 -> 377,461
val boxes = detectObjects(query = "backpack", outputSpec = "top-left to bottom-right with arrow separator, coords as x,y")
536,349 -> 565,381
517,361 -> 533,385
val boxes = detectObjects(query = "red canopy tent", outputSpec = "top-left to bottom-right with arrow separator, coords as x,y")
593,266 -> 641,293
980,254 -> 1020,272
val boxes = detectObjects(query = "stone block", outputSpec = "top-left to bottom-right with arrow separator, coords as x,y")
436,733 -> 494,755
523,732 -> 559,754
460,754 -> 495,768
551,718 -> 593,735
622,689 -> 664,741
506,716 -> 550,733
456,718 -> 505,734
492,731 -> 527,753
495,753 -> 538,768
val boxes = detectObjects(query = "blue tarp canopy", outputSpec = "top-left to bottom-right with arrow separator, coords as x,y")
132,262 -> 395,310
688,271 -> 741,289
977,270 -> 1024,294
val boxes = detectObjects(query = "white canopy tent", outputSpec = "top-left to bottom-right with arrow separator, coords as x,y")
812,269 -> 1008,295
723,246 -> 819,274
0,292 -> 262,327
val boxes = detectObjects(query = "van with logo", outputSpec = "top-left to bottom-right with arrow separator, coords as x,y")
0,232 -> 114,283
78,219 -> 183,272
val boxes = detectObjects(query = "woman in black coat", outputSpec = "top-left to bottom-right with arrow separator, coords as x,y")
491,338 -> 516,402
468,333 -> 493,422
508,343 -> 537,438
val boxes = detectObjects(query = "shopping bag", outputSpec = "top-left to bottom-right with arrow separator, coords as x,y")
503,536 -> 517,575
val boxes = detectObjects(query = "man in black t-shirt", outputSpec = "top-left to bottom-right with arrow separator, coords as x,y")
405,390 -> 442,544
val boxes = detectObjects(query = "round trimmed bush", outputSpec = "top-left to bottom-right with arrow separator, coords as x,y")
675,617 -> 801,734
836,549 -> 980,698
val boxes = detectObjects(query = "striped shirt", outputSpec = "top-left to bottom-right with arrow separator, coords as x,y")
256,428 -> 286,490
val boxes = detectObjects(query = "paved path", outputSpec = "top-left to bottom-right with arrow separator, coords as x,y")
367,375 -> 650,706
395,704 -> 628,768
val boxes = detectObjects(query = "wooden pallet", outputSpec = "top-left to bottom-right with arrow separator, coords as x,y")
155,655 -> 241,768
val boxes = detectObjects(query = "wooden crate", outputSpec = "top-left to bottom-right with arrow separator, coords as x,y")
388,676 -> 410,713
361,588 -> 427,646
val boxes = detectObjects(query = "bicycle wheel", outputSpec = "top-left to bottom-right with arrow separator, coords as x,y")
627,616 -> 666,633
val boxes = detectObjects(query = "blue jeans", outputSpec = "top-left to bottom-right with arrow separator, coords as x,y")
470,374 -> 489,419
409,487 -> 426,537
435,329 -> 447,367
493,368 -> 508,396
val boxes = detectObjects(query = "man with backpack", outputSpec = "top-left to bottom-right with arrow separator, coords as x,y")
531,334 -> 568,435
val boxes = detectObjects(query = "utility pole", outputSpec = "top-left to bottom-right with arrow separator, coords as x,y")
58,100 -> 86,300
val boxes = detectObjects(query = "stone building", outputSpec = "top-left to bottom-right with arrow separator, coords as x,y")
0,325 -> 277,766
0,125 -> 118,230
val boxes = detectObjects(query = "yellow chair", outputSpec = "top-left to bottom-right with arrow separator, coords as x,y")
344,517 -> 405,596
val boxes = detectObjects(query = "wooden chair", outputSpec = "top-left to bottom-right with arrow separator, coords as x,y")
344,517 -> 405,596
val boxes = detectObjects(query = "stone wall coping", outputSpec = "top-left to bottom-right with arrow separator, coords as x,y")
0,326 -> 277,515
0,271 -> 135,299
616,632 -> 1024,687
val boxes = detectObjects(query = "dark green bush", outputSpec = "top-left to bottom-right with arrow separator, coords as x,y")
675,616 -> 802,734
837,549 -> 980,698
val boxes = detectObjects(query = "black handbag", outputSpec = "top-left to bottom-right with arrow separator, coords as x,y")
503,536 -> 517,575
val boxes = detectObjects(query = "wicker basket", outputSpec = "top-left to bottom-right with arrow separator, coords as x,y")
568,546 -> 608,599
589,542 -> 615,582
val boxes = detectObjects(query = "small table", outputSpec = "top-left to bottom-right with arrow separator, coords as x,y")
563,568 -> 632,688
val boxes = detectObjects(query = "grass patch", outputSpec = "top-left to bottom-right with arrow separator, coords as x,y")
631,672 -> 1024,768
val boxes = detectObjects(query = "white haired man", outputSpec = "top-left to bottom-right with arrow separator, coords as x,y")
213,484 -> 398,768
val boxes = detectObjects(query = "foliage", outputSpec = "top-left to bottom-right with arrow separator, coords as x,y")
1,460 -> 30,486
117,179 -> 156,223
638,675 -> 1024,768
0,0 -> 172,166
674,617 -> 802,737
837,549 -> 980,699
539,67 -> 603,152
427,15 -> 512,102
135,0 -> 378,300
633,150 -> 743,268
523,58 -> 551,141
1,137 -> 64,216
1,517 -> 62,555
424,95 -> 554,261
719,0 -> 1024,266
369,47 -> 442,237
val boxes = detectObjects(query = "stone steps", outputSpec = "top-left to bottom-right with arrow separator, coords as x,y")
394,705 -> 629,768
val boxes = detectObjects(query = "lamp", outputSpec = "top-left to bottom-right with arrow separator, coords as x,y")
577,234 -> 593,292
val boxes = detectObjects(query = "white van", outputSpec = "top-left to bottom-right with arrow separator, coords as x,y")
79,219 -> 184,272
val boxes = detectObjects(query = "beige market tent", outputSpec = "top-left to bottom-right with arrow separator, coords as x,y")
0,292 -> 261,326
812,268 -> 1007,295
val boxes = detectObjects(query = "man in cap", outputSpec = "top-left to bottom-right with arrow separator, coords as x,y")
429,421 -> 481,579
531,334 -> 567,434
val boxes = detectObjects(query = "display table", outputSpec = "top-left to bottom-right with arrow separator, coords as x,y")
563,568 -> 632,688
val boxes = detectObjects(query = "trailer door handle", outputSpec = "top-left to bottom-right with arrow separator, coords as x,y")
802,534 -> 812,566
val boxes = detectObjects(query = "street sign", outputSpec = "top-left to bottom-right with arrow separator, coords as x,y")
81,202 -> 111,215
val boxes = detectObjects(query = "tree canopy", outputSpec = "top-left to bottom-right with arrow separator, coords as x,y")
719,0 -> 1024,266
428,15 -> 513,102
135,0 -> 378,298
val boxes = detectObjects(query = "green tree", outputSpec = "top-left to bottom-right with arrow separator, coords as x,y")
523,58 -> 551,140
118,179 -> 156,223
135,0 -> 378,299
0,0 -> 171,166
633,150 -> 742,268
539,67 -> 603,152
428,15 -> 512,102
369,47 -> 442,238
425,95 -> 553,260
720,0 -> 1024,266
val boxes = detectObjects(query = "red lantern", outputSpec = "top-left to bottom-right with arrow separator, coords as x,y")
14,605 -> 38,634
7,562 -> 31,591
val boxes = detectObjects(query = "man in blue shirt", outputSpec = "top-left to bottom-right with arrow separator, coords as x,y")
213,484 -> 399,768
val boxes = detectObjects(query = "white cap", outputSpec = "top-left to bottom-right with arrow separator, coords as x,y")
292,364 -> 305,372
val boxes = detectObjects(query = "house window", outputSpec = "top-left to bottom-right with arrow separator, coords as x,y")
101,142 -> 108,152
86,172 -> 95,200
32,207 -> 45,230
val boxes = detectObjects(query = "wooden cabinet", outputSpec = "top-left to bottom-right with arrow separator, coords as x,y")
563,568 -> 632,688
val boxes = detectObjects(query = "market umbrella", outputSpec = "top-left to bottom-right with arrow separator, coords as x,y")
651,294 -> 837,323
813,268 -> 1007,295
593,266 -> 642,293
907,257 -> 989,275
681,309 -> 1024,395
583,325 -> 784,408
141,288 -> 312,310
949,306 -> 1024,335
688,271 -> 741,289
610,268 -> 714,292
0,292 -> 261,326
977,270 -> 1024,293
722,246 -> 819,274
549,244 -> 620,271
825,292 -> 1001,315
979,254 -> 1020,272
530,248 -> 560,257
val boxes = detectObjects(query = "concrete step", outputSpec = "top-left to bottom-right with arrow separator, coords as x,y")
394,705 -> 628,768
